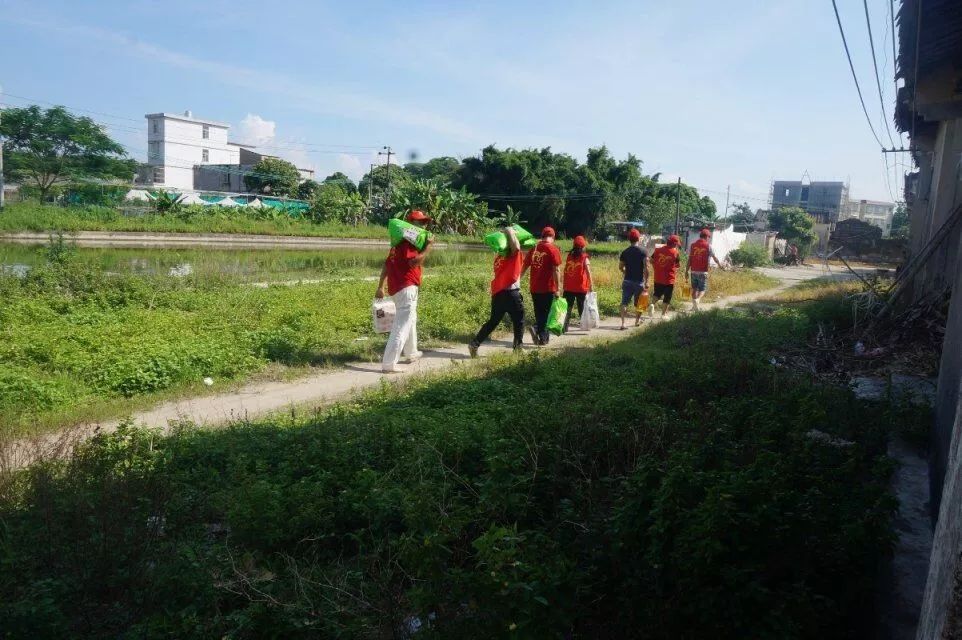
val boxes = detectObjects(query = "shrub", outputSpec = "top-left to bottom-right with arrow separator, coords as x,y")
728,243 -> 772,267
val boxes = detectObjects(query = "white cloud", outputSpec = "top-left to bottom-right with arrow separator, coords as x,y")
237,113 -> 276,146
4,15 -> 485,143
334,153 -> 368,182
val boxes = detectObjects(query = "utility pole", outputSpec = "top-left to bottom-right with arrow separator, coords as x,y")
378,146 -> 394,208
673,176 -> 682,234
724,184 -> 730,218
367,163 -> 374,208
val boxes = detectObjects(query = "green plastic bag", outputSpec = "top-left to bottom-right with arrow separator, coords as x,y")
388,218 -> 432,251
546,297 -> 568,336
483,224 -> 536,256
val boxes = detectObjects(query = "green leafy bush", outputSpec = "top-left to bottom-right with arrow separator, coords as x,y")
728,242 -> 772,267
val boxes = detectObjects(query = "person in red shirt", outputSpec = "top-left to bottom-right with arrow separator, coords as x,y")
375,210 -> 433,373
469,226 -> 525,356
649,234 -> 682,318
685,228 -> 723,311
562,235 -> 593,332
521,226 -> 562,345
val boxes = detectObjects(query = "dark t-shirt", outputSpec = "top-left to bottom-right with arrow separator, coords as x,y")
619,245 -> 648,282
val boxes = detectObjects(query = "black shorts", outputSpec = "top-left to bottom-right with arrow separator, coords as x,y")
653,283 -> 674,303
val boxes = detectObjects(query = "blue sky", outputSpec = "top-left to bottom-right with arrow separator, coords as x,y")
1,0 -> 908,210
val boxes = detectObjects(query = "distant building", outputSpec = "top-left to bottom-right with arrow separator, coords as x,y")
771,180 -> 848,224
140,110 -> 313,192
840,198 -> 897,237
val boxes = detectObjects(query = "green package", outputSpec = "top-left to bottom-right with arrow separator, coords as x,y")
483,225 -> 537,256
388,218 -> 432,251
546,297 -> 568,336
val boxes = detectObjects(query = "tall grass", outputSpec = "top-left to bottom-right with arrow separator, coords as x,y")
0,289 -> 900,638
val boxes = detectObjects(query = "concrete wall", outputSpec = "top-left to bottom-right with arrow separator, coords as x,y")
917,238 -> 962,638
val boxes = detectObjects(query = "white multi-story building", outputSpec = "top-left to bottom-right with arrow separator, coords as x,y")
145,111 -> 244,190
841,198 -> 897,237
142,110 -> 314,192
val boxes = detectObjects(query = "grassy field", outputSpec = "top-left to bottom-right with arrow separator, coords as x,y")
0,243 -> 775,436
0,281 -> 904,638
1,202 -> 645,255
0,202 -> 478,243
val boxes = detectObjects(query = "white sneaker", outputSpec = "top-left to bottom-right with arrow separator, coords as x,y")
382,365 -> 403,374
403,351 -> 424,363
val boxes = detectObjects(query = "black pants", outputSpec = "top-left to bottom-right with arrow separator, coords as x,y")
473,289 -> 525,348
532,292 -> 555,344
563,291 -> 586,332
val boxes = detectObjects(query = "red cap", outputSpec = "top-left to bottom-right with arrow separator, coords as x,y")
573,235 -> 587,248
541,226 -> 556,238
628,229 -> 641,242
407,209 -> 432,223
667,234 -> 681,247
699,228 -> 711,238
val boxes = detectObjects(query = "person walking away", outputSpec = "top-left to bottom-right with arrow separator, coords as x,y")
562,235 -> 593,333
375,210 -> 433,373
650,234 -> 682,318
521,226 -> 562,345
788,242 -> 800,266
619,228 -> 649,329
469,226 -> 525,357
685,228 -> 723,311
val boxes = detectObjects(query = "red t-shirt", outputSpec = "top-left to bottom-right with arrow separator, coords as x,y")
651,245 -> 681,285
689,239 -> 712,273
491,250 -> 523,295
563,252 -> 591,293
385,240 -> 422,295
524,241 -> 562,293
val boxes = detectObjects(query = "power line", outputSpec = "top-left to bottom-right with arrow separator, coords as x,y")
863,0 -> 897,147
831,0 -> 886,149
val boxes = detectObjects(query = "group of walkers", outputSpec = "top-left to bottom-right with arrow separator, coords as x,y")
375,210 -> 722,373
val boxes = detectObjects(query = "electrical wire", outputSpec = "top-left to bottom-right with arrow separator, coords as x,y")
831,0 -> 886,149
863,0 -> 897,147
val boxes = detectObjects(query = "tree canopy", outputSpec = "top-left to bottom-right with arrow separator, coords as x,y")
0,105 -> 136,200
322,172 -> 358,196
356,145 -> 716,238
769,206 -> 818,253
244,157 -> 301,198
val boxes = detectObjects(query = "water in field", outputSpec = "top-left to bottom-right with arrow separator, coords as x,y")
0,242 -> 492,283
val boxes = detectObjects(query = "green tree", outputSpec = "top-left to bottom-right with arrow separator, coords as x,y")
0,105 -> 136,201
728,202 -> 756,228
390,177 -> 488,235
404,156 -> 460,183
891,204 -> 910,239
322,171 -> 358,195
309,183 -> 366,225
244,157 -> 301,198
296,179 -> 322,200
769,206 -> 818,253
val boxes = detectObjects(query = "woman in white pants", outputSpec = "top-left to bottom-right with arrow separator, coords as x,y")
375,210 -> 432,373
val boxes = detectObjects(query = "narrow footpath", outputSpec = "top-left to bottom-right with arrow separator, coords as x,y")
5,265 -> 836,468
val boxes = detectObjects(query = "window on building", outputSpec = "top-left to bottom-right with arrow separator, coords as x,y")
153,166 -> 165,183
222,173 -> 231,189
800,186 -> 810,201
202,149 -> 209,162
148,142 -> 159,159
783,188 -> 790,197
202,125 -> 209,140
152,121 -> 158,134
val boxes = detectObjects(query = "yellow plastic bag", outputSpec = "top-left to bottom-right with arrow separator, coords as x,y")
682,282 -> 692,298
636,290 -> 650,311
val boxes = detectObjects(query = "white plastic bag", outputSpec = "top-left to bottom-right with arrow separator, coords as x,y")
372,298 -> 396,334
581,291 -> 600,330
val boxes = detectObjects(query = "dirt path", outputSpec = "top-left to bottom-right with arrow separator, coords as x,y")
0,231 -> 482,251
3,266 -> 840,469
